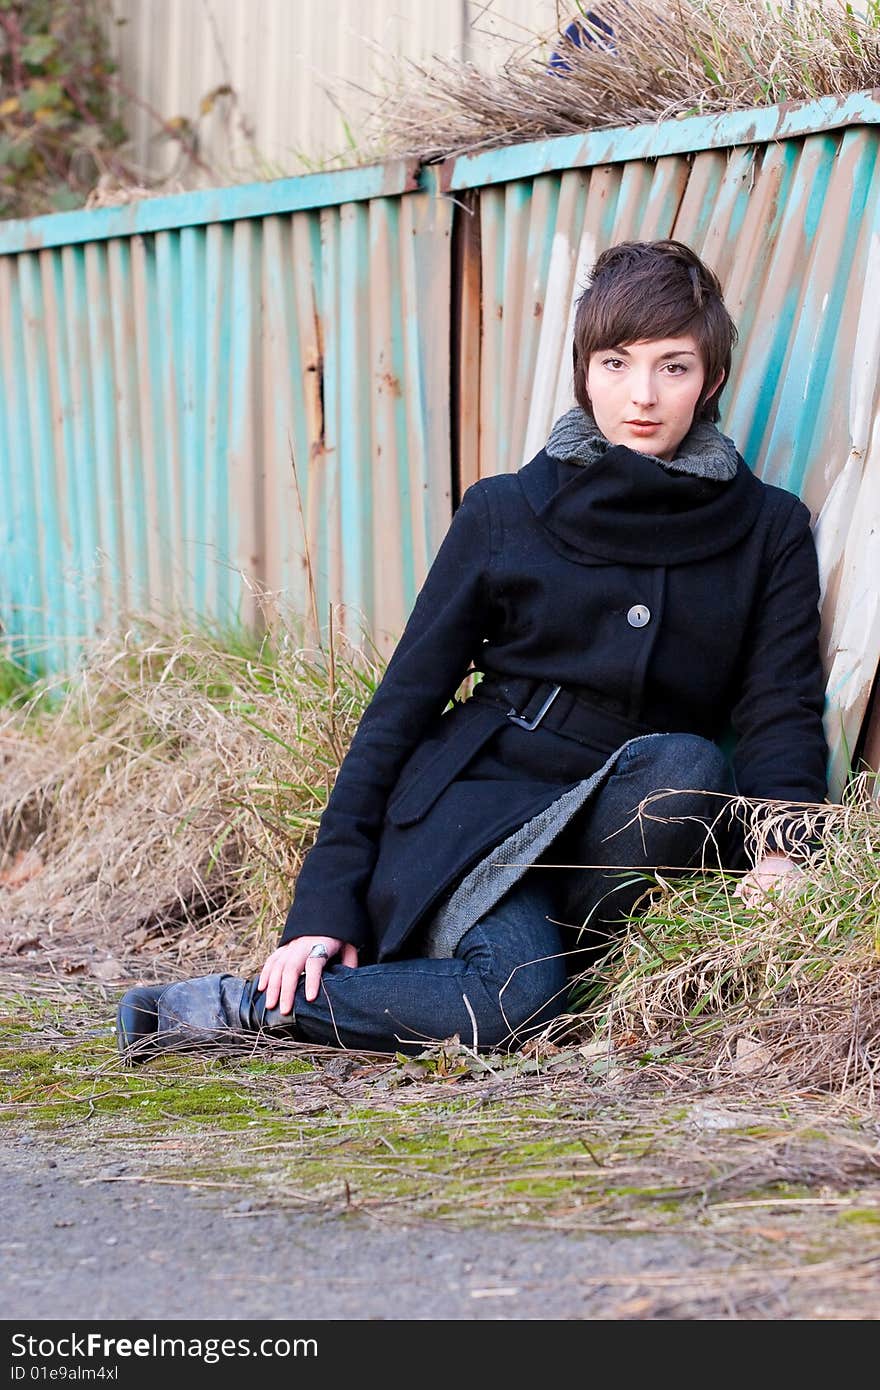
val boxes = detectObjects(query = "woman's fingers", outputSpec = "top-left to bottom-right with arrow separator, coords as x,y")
300,941 -> 360,1005
278,953 -> 305,1015
260,944 -> 307,1014
258,936 -> 355,1012
735,858 -> 804,912
302,936 -> 348,1002
303,952 -> 327,1003
257,953 -> 277,994
266,956 -> 294,1013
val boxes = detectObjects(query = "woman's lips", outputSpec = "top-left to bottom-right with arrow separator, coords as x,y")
625,420 -> 661,431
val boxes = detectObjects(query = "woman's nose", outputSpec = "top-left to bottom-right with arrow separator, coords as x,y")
630,372 -> 657,407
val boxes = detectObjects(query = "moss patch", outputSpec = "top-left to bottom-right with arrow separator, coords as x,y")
837,1209 -> 880,1226
2,980 -> 880,1258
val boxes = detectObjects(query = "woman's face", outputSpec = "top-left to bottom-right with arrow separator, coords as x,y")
585,333 -> 721,460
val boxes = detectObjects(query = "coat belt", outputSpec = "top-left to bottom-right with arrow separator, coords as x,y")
468,674 -> 657,752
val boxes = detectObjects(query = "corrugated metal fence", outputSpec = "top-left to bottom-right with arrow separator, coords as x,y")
2,91 -> 880,794
0,161 -> 453,668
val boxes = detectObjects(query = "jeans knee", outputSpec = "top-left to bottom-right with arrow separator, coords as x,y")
624,733 -> 732,795
456,882 -> 570,1047
481,952 -> 569,1044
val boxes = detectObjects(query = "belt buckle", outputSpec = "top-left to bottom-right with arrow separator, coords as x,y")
507,684 -> 562,731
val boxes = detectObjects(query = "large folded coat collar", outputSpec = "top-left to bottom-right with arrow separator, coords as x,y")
517,446 -> 766,564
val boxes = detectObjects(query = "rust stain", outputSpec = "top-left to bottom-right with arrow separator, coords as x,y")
397,157 -> 423,196
437,158 -> 457,195
304,284 -> 325,457
304,349 -> 325,457
378,370 -> 402,397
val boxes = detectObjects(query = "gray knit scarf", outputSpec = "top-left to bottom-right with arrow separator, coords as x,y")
545,406 -> 739,482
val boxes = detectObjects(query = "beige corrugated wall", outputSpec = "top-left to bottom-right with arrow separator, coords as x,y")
108,0 -> 560,183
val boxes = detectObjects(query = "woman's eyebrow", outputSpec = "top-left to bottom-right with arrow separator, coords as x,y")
599,347 -> 698,359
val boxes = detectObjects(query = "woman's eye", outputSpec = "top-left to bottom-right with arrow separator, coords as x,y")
664,362 -> 687,375
602,357 -> 625,370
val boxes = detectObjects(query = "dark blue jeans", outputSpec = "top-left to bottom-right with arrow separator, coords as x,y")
239,731 -> 735,1053
545,729 -> 736,963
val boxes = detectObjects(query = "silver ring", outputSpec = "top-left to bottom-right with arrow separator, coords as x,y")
307,943 -> 329,960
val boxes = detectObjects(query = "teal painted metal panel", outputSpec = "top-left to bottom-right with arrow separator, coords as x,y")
443,90 -> 880,190
0,259 -> 41,661
0,177 -> 452,672
0,158 -> 421,255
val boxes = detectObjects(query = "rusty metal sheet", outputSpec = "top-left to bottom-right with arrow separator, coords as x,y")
259,185 -> 454,657
0,177 -> 452,672
443,89 -> 880,190
0,160 -> 423,256
451,190 -> 482,499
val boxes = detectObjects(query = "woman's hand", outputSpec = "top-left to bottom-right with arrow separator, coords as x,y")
258,935 -> 359,1014
734,853 -> 804,911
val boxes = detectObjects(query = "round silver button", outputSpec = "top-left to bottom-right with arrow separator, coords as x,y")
627,604 -> 651,628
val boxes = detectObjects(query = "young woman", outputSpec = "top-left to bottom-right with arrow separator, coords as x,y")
116,239 -> 828,1059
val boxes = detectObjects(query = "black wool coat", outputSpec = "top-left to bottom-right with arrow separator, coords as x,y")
281,444 -> 828,960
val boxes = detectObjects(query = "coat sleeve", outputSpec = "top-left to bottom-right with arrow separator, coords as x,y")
280,481 -> 495,949
728,494 -> 828,850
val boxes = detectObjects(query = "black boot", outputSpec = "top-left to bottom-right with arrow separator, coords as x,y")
116,974 -> 242,1064
115,984 -> 164,1058
117,973 -> 298,1064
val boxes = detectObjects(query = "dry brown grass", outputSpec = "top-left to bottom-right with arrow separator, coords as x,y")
557,779 -> 880,1101
362,0 -> 880,163
0,612 -> 380,980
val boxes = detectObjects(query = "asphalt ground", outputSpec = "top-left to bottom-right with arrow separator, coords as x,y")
0,1138 -> 726,1322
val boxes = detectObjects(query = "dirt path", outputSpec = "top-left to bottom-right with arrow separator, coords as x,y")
2,1137 -> 735,1321
3,968 -> 880,1321
3,1132 -> 880,1321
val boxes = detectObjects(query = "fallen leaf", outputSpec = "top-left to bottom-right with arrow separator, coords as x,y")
750,1226 -> 789,1242
0,849 -> 44,889
614,1296 -> 657,1317
10,934 -> 42,954
520,1037 -> 561,1059
732,1035 -> 773,1074
91,958 -> 124,982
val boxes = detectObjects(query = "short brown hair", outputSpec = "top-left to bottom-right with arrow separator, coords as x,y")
572,240 -> 737,423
